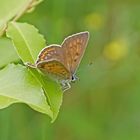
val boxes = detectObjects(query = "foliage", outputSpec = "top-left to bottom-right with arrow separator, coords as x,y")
0,0 -> 63,122
0,0 -> 140,140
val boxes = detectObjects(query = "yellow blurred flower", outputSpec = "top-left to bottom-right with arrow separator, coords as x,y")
103,39 -> 128,61
85,13 -> 104,30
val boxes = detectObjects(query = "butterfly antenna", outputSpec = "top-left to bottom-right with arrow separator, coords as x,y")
25,62 -> 36,69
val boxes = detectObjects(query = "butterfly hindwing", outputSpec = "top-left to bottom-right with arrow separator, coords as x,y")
37,59 -> 71,80
36,45 -> 65,65
36,45 -> 70,80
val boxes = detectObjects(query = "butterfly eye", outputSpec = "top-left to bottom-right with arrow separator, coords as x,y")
71,75 -> 79,82
71,75 -> 76,81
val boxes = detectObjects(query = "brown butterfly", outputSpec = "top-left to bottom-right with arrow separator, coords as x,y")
27,31 -> 89,91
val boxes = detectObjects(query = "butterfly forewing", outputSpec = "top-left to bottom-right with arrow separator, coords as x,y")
62,31 -> 89,74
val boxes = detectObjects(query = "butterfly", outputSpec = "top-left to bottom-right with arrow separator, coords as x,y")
27,31 -> 89,91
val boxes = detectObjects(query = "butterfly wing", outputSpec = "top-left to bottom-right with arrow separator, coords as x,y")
37,59 -> 71,80
36,45 -> 71,80
35,32 -> 89,81
62,31 -> 89,74
36,45 -> 64,64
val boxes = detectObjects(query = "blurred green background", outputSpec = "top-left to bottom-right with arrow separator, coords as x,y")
1,0 -> 140,139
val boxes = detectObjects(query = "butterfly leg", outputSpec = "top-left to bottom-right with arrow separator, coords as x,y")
61,81 -> 71,92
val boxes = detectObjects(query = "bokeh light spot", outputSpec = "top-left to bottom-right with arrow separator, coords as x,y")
103,39 -> 128,61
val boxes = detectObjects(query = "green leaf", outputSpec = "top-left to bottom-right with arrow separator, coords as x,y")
0,0 -> 43,36
0,38 -> 19,68
0,64 -> 53,119
40,76 -> 63,122
6,22 -> 46,63
6,22 -> 63,122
